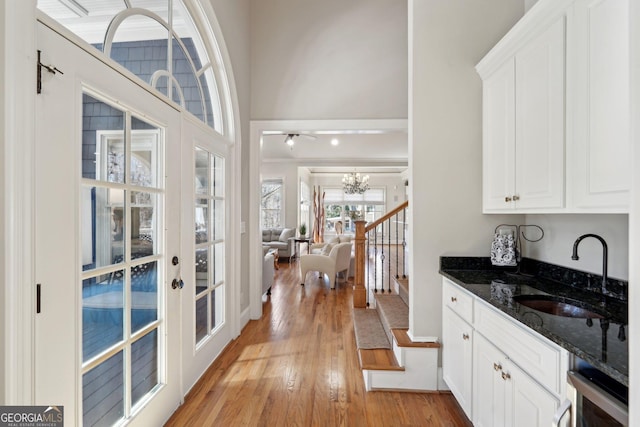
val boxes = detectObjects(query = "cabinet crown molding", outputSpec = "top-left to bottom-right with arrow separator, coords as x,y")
476,0 -> 574,78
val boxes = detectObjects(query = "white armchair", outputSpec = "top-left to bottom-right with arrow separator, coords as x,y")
299,242 -> 352,289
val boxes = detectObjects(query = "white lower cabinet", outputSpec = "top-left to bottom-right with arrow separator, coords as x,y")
442,278 -> 567,426
442,306 -> 473,418
473,333 -> 508,426
473,334 -> 559,427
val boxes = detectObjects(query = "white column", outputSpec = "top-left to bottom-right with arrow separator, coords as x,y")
407,0 -> 523,343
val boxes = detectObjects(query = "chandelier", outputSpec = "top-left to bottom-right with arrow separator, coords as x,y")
342,172 -> 369,194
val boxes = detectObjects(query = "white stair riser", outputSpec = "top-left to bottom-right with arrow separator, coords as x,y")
363,346 -> 438,391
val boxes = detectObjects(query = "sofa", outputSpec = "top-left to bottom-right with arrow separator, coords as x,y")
262,228 -> 296,259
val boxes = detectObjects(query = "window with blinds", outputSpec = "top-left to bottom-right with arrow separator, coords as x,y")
323,187 -> 385,234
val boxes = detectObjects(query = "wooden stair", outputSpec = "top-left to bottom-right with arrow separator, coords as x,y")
352,275 -> 441,391
392,329 -> 440,349
358,348 -> 404,371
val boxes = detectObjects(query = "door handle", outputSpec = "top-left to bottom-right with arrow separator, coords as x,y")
171,278 -> 184,290
37,283 -> 42,313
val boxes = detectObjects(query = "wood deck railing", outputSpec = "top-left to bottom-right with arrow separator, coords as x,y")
353,201 -> 408,308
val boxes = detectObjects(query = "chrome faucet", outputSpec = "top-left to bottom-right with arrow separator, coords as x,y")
571,234 -> 608,295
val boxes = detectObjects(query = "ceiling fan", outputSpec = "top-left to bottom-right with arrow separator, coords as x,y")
266,132 -> 317,148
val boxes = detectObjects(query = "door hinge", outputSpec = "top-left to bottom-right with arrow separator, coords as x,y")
36,283 -> 41,313
37,50 -> 64,94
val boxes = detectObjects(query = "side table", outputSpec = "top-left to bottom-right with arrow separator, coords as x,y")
293,238 -> 310,261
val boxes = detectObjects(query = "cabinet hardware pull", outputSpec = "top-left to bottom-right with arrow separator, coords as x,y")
552,399 -> 572,427
505,196 -> 512,202
502,372 -> 511,381
462,333 -> 469,340
450,296 -> 457,302
493,363 -> 502,371
513,195 -> 520,201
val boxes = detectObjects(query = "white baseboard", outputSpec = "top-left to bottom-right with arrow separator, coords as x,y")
240,306 -> 251,329
437,367 -> 450,391
406,330 -> 439,343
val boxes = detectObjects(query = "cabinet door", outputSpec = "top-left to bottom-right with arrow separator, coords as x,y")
507,360 -> 559,427
569,0 -> 630,210
514,17 -> 566,210
483,58 -> 516,211
442,307 -> 473,418
473,334 -> 507,427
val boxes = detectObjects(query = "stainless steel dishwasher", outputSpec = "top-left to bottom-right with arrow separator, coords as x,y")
560,360 -> 628,426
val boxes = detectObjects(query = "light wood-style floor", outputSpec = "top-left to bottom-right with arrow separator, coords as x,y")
165,260 -> 471,427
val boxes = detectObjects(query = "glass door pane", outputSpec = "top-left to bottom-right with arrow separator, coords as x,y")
194,148 -> 225,345
81,93 -> 163,425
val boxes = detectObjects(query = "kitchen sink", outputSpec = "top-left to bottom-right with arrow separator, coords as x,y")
514,295 -> 604,319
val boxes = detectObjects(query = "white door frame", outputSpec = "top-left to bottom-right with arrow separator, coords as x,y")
2,0 -> 38,403
248,119 -> 408,321
2,0 -> 243,407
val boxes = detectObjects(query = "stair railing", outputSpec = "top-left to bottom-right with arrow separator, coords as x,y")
353,201 -> 408,308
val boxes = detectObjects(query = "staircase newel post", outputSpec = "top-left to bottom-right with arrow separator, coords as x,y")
353,220 -> 367,308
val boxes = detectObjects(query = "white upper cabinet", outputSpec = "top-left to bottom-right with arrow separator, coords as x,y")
477,0 -> 630,213
478,8 -> 567,213
568,0 -> 630,211
483,59 -> 516,210
514,17 -> 565,210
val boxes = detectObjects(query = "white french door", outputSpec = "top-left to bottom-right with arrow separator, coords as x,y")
180,117 -> 231,391
34,21 -> 181,426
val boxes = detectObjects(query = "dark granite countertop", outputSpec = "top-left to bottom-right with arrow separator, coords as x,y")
439,257 -> 628,386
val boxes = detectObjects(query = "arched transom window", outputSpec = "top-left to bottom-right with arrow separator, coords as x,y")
37,0 -> 228,134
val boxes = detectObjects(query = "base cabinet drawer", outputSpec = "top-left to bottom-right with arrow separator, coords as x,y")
443,278 -> 474,324
474,299 -> 564,395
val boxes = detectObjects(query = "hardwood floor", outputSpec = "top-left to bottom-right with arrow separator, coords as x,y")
165,261 -> 471,427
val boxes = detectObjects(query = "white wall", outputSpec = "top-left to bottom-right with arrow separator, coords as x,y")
208,0 -> 252,311
250,0 -> 407,120
523,214 -> 628,280
524,0 -> 539,13
408,0 -> 524,341
0,0 -> 5,405
628,0 -> 639,422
